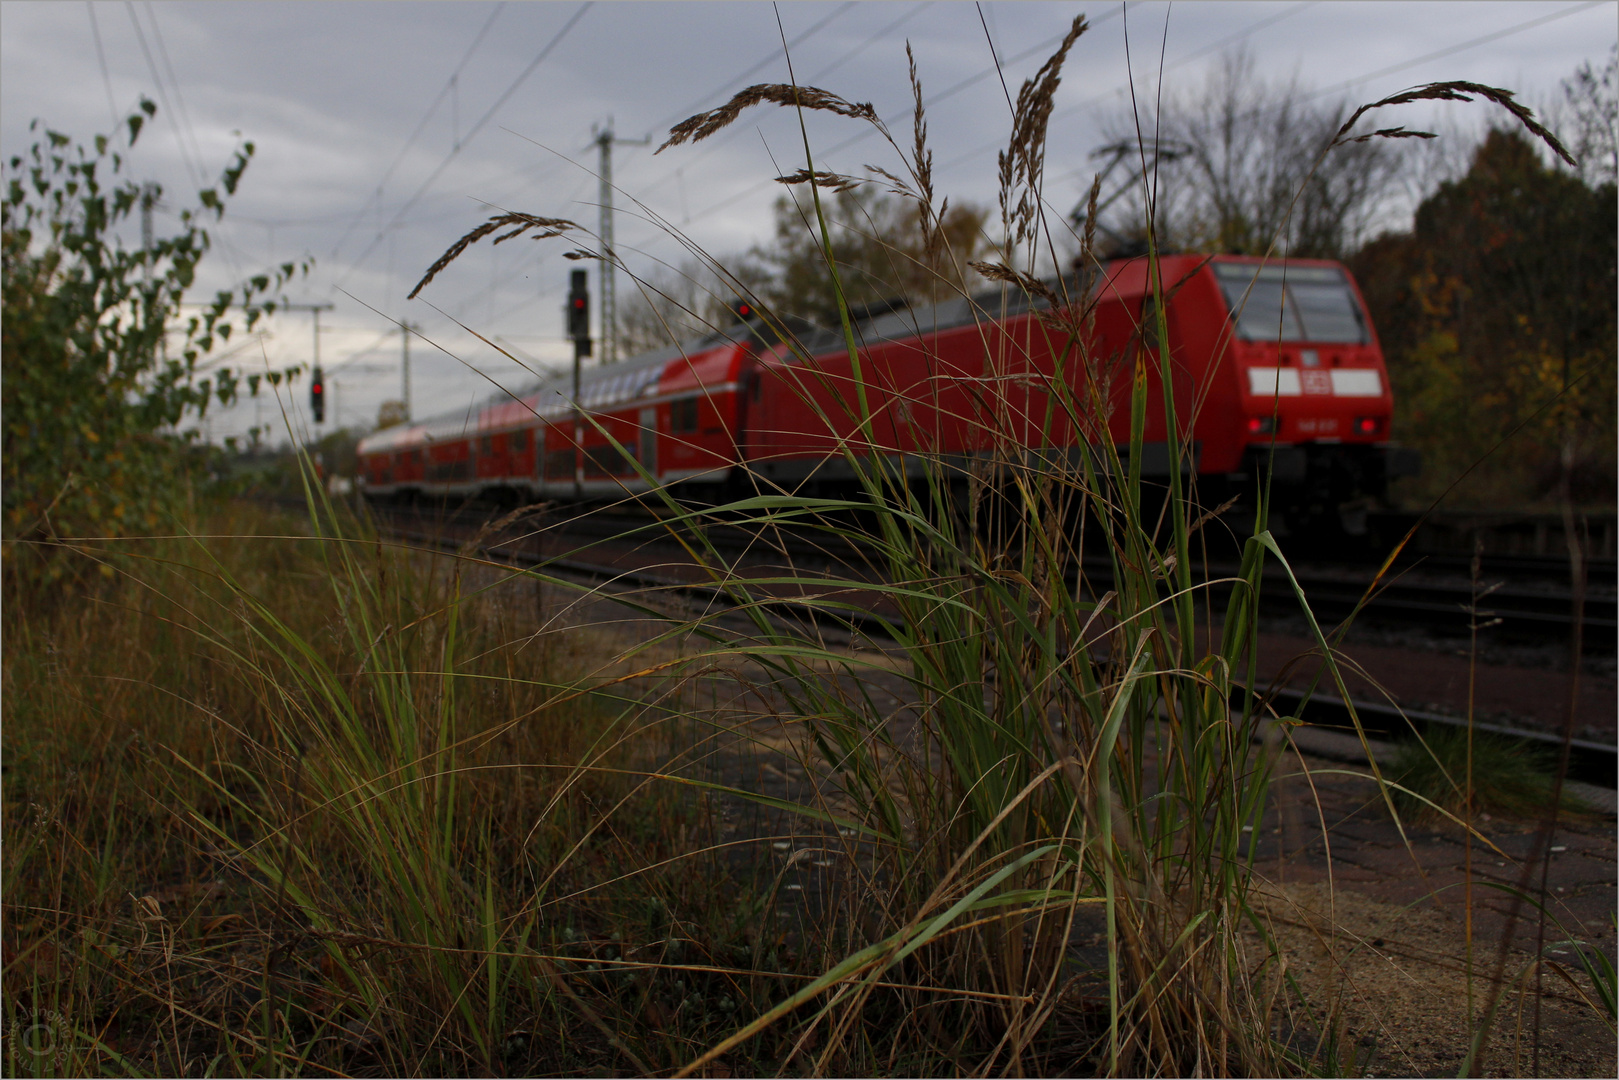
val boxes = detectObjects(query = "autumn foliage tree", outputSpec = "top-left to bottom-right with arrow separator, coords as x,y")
750,186 -> 989,324
2,100 -> 305,555
1351,127 -> 1617,507
617,186 -> 989,353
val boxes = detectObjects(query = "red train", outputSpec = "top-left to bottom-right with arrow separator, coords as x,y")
357,254 -> 1417,534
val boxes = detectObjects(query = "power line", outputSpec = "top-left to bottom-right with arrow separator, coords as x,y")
1306,0 -> 1608,100
587,1 -> 935,241
963,1 -> 1317,183
806,1 -> 934,85
140,0 -> 250,282
337,2 -> 593,290
1051,0 -> 1612,191
85,1 -> 121,135
339,0 -> 863,319
143,1 -> 208,177
673,0 -> 1603,237
333,0 -> 897,340
667,3 -> 1129,232
418,4 -> 1113,343
121,0 -> 203,190
649,1 -> 858,134
327,2 -> 509,262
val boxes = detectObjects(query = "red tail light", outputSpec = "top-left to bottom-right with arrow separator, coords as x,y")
1247,416 -> 1276,435
1354,416 -> 1382,435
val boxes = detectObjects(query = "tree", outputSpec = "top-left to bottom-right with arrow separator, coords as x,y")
747,185 -> 989,325
615,255 -> 772,356
1097,50 -> 1407,259
1553,44 -> 1617,189
614,187 -> 989,355
2,101 -> 305,549
375,400 -> 410,430
1351,128 -> 1617,506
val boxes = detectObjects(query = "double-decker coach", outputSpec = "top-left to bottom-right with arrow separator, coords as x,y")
358,331 -> 755,503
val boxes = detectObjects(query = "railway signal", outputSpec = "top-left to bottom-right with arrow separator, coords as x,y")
729,299 -> 757,323
310,366 -> 325,424
567,268 -> 591,500
567,269 -> 592,357
285,302 -> 334,429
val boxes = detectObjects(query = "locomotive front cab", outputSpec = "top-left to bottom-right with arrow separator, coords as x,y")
1207,257 -> 1416,535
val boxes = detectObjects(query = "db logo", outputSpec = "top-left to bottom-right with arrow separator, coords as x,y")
1301,370 -> 1333,396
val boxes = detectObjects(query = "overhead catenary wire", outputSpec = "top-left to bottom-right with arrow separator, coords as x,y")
143,0 -> 209,179
1306,0 -> 1607,100
267,1 -> 940,387
449,4 -> 1166,342
85,1 -> 122,135
359,0 -> 874,328
648,1 -> 859,135
116,0 -> 254,286
510,0 -> 1599,356
806,1 -> 934,85
220,3 -> 1612,424
326,1 -> 510,263
655,4 -> 1131,234
1042,0 -> 1610,195
335,2 -> 593,291
549,0 -> 939,246
121,0 -> 203,191
667,0 -> 1605,240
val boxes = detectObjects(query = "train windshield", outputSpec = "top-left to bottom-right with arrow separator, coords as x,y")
1214,263 -> 1368,344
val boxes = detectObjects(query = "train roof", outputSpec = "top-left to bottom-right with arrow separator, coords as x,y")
357,323 -> 754,454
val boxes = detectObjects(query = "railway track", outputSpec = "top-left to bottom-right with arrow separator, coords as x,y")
1214,563 -> 1616,651
349,498 -> 1618,791
354,497 -> 1615,651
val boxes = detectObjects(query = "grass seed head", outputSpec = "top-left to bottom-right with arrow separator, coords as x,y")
1334,80 -> 1575,166
657,83 -> 879,153
774,168 -> 865,193
409,212 -> 581,298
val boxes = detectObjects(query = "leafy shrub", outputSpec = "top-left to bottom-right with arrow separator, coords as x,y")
1,100 -> 305,555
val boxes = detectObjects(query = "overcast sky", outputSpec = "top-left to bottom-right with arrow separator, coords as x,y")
3,1 -> 1613,445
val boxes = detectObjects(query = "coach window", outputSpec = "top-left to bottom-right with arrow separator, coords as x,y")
670,397 -> 700,434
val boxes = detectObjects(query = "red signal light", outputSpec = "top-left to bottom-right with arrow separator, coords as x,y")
310,365 -> 326,424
